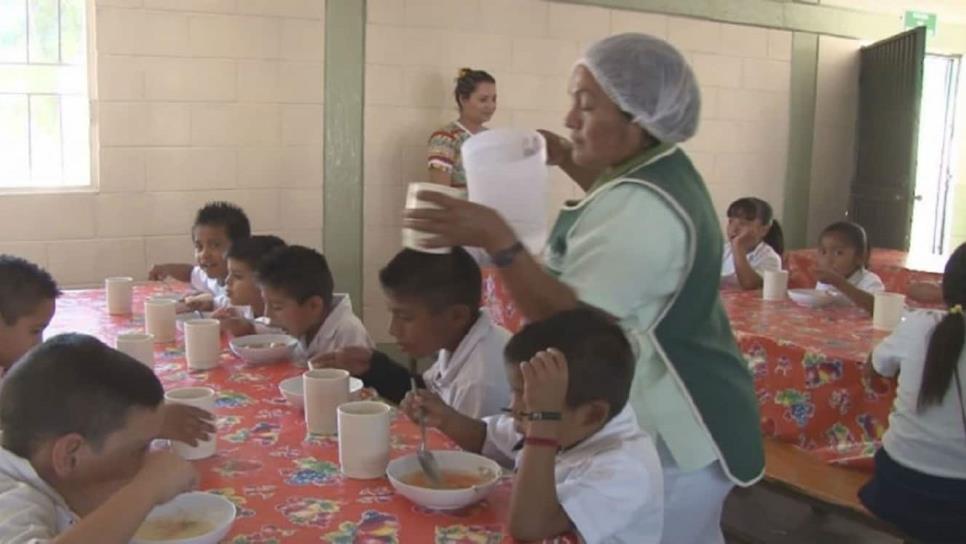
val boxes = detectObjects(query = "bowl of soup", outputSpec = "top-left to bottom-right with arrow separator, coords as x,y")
229,334 -> 298,365
278,375 -> 364,409
132,491 -> 236,544
386,450 -> 502,510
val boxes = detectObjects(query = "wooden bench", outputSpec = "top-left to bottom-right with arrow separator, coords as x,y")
759,437 -> 908,538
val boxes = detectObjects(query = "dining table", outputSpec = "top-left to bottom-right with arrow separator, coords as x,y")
46,283 -> 578,544
786,248 -> 944,293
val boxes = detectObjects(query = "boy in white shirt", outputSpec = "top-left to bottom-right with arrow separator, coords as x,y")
148,202 -> 251,311
0,334 -> 198,544
211,235 -> 287,337
721,197 -> 783,290
256,245 -> 372,364
813,221 -> 884,313
313,248 -> 510,419
402,308 -> 662,544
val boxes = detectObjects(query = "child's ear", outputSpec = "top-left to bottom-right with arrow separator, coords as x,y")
579,400 -> 611,428
446,304 -> 473,328
50,434 -> 86,477
306,295 -> 325,315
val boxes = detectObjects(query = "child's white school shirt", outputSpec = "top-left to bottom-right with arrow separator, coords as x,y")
422,310 -> 511,419
294,294 -> 373,363
189,266 -> 229,308
0,448 -> 77,543
481,406 -> 663,544
720,241 -> 782,278
873,309 -> 966,479
815,267 -> 885,297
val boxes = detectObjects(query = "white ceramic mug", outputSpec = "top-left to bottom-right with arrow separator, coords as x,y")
144,297 -> 177,343
184,318 -> 221,370
762,270 -> 789,301
303,369 -> 349,435
338,401 -> 391,479
105,277 -> 134,315
116,332 -> 154,367
402,182 -> 465,254
164,387 -> 216,460
873,292 -> 906,331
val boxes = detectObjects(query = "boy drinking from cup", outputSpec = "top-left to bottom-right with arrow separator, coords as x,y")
211,235 -> 287,337
148,202 -> 251,311
313,248 -> 511,419
402,309 -> 662,543
256,245 -> 372,364
0,334 -> 198,543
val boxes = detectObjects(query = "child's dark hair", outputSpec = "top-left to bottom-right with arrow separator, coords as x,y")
820,221 -> 871,266
918,242 -> 966,411
193,201 -> 251,243
0,334 -> 164,458
227,235 -> 287,270
454,67 -> 495,110
727,197 -> 784,256
504,308 -> 635,420
0,255 -> 60,326
256,245 -> 334,308
379,248 -> 481,314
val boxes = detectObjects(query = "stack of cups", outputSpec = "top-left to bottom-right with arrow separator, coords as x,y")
165,387 -> 217,460
116,332 -> 154,367
105,277 -> 134,315
144,298 -> 177,343
762,270 -> 789,301
873,292 -> 906,331
338,401 -> 391,479
303,369 -> 350,435
402,182 -> 464,254
184,318 -> 221,371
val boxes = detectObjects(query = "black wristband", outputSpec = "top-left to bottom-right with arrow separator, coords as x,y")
490,241 -> 525,268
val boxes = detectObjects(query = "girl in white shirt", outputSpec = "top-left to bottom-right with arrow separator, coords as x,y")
859,242 -> 966,542
814,221 -> 884,313
720,197 -> 783,290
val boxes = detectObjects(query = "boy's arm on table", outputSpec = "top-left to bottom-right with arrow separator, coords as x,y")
313,349 -> 425,404
400,390 -> 486,453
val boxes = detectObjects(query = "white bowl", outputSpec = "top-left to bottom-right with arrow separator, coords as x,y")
279,375 -> 364,408
132,491 -> 236,544
387,450 -> 501,510
788,288 -> 841,308
229,334 -> 298,365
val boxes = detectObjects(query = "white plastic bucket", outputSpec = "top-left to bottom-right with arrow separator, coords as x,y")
462,129 -> 549,253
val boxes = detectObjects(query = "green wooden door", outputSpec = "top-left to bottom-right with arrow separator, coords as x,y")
850,27 -> 926,250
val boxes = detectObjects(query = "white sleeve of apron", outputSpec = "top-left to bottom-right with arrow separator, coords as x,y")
557,184 -> 688,321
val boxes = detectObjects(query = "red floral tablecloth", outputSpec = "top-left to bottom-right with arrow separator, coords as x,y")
786,248 -> 943,292
481,269 -> 903,469
46,284 -> 577,544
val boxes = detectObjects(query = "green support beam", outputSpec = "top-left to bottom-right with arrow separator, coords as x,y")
783,32 -> 818,250
323,0 -> 366,314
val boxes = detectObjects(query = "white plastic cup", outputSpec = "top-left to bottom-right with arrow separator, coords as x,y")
462,128 -> 549,253
402,182 -> 465,254
873,292 -> 906,331
304,369 -> 350,435
184,318 -> 221,370
165,387 -> 216,460
116,332 -> 154,367
105,277 -> 134,315
338,401 -> 391,479
762,270 -> 789,301
144,297 -> 177,343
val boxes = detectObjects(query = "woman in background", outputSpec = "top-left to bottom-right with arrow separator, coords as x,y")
427,68 -> 497,188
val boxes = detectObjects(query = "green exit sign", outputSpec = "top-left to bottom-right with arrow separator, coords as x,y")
904,10 -> 937,36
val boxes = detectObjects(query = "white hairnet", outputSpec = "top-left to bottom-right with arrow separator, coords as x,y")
577,33 -> 700,143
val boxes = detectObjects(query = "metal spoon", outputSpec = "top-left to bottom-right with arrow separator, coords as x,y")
410,359 -> 442,486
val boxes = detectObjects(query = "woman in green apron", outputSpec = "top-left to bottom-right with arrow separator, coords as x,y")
406,34 -> 763,544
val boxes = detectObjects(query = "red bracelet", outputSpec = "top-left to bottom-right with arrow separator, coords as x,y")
523,436 -> 560,449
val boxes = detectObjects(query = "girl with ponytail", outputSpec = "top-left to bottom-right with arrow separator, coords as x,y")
720,197 -> 784,290
859,242 -> 966,541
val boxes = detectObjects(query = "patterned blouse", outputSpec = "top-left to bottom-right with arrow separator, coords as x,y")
427,121 -> 484,188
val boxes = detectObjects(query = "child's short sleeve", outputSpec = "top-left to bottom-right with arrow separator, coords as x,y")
752,245 -> 782,274
428,130 -> 457,172
872,310 -> 934,377
858,270 -> 885,293
556,446 -> 662,544
189,266 -> 208,292
480,414 -> 519,469
0,486 -> 60,543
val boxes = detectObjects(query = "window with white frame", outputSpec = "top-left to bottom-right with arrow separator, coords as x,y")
0,0 -> 90,189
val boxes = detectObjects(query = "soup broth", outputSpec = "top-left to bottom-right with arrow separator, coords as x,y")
401,469 -> 492,490
248,342 -> 285,350
135,518 -> 214,540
